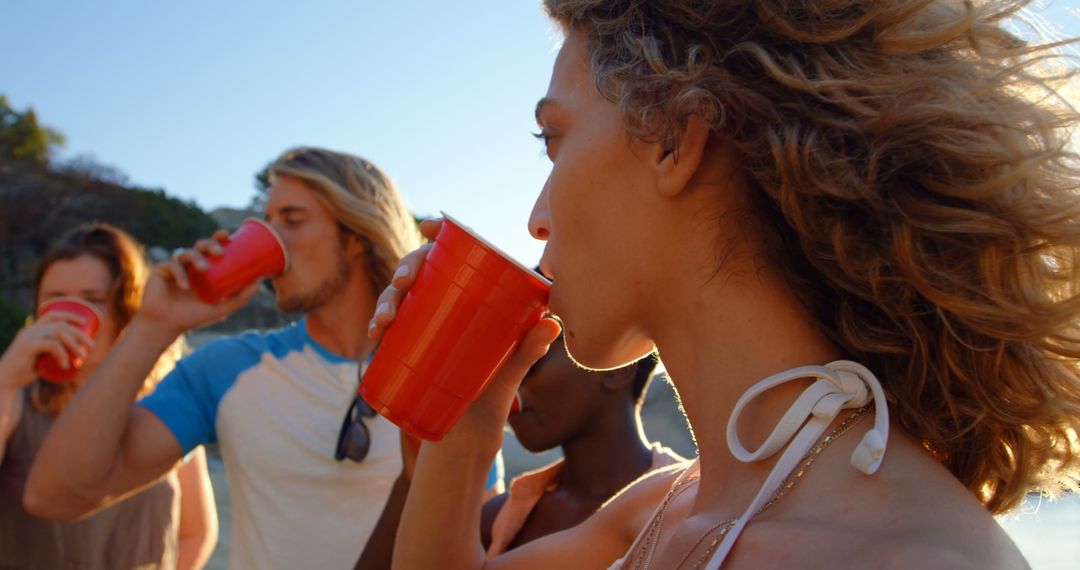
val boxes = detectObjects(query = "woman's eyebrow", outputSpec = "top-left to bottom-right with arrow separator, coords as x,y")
535,97 -> 555,126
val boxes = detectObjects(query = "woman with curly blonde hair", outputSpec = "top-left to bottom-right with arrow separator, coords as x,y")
374,1 -> 1080,568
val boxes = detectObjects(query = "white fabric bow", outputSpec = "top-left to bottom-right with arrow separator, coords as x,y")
705,360 -> 889,569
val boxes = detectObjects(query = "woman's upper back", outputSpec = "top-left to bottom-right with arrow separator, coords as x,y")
0,389 -> 180,570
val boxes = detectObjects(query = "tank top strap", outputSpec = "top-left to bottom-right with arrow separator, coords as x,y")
618,459 -> 699,568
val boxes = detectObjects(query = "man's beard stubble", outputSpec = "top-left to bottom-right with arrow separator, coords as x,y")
276,250 -> 352,314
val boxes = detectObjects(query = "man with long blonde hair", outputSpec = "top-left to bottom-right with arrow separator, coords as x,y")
26,147 -> 503,569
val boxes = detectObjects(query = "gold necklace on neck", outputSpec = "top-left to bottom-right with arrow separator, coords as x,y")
628,404 -> 873,570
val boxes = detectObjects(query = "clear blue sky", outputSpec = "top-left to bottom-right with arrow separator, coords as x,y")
3,1 -> 1078,264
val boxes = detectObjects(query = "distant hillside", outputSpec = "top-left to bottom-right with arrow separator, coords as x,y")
0,163 -> 221,307
0,94 -> 293,348
210,207 -> 257,230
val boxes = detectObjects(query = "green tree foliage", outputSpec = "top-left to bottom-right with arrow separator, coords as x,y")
250,163 -> 271,213
0,93 -> 219,314
0,95 -> 65,169
0,295 -> 28,352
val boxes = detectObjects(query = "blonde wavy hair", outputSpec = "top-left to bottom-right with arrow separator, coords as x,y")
31,223 -> 184,416
544,0 -> 1080,514
268,147 -> 422,295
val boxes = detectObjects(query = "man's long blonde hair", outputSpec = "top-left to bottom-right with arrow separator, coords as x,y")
268,147 -> 422,295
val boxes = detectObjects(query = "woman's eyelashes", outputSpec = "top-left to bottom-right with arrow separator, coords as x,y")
532,129 -> 556,159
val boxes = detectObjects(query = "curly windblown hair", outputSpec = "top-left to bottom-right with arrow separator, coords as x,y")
543,0 -> 1080,513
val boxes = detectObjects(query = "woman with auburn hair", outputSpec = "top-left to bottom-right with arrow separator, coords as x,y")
0,223 -> 217,569
373,1 -> 1080,568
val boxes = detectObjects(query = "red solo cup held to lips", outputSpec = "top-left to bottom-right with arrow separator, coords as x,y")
433,215 -> 549,304
360,213 -> 550,441
186,218 -> 289,304
34,297 -> 103,383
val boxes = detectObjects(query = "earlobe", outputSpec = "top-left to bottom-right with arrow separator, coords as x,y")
655,114 -> 711,197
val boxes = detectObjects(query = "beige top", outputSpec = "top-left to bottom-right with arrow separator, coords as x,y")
0,389 -> 180,570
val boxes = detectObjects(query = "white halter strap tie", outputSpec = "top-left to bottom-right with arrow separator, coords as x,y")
703,360 -> 890,569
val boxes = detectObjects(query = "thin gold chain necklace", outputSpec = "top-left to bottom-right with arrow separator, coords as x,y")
628,404 -> 872,570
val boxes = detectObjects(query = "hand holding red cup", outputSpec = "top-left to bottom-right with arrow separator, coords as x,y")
360,213 -> 553,442
183,218 -> 289,304
34,298 -> 103,383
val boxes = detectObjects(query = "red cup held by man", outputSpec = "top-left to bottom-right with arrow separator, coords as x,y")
360,213 -> 551,441
34,297 -> 103,383
187,218 -> 289,304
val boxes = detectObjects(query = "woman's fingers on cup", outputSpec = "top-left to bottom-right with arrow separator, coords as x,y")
390,244 -> 432,289
418,218 -> 442,241
53,327 -> 90,358
368,290 -> 400,341
42,337 -> 70,369
491,318 -> 562,393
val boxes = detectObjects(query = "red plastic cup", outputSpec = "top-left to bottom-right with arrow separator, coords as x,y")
34,297 -> 103,383
187,218 -> 289,304
360,213 -> 551,441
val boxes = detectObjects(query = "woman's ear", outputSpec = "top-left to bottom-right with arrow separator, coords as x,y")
654,114 -> 711,197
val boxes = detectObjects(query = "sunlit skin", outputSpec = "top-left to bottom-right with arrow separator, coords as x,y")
376,29 -> 1026,569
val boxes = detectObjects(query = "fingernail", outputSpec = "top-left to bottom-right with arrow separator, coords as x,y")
393,265 -> 409,280
375,303 -> 390,317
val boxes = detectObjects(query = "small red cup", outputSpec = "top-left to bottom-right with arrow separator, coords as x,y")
34,297 -> 103,383
360,213 -> 551,441
187,218 -> 289,304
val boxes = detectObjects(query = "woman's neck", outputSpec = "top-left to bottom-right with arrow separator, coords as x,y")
648,257 -> 845,513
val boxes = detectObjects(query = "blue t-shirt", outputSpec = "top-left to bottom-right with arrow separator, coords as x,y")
140,319 -> 502,569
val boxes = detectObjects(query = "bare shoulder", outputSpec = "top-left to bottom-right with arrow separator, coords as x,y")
872,537 -> 1029,570
603,460 -> 691,508
595,460 -> 692,542
732,432 -> 1029,569
489,461 -> 695,569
